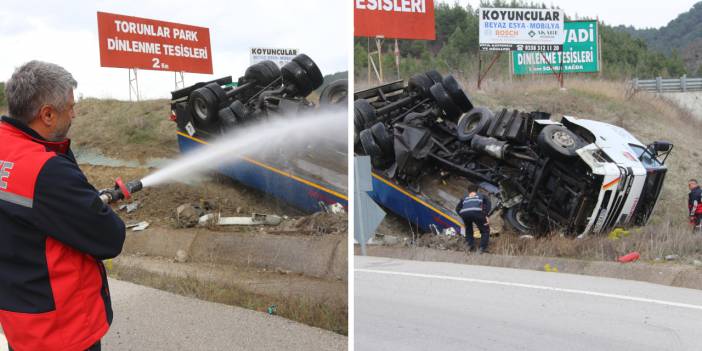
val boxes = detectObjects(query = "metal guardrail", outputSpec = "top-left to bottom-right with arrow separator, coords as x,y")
633,75 -> 702,93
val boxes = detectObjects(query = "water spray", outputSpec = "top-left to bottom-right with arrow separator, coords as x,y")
99,177 -> 143,204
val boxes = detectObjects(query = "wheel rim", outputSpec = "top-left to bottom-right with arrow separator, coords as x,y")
194,99 -> 208,120
515,209 -> 535,230
552,130 -> 575,148
464,116 -> 480,133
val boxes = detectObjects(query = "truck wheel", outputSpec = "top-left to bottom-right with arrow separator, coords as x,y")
245,60 -> 280,87
360,128 -> 382,158
282,60 -> 314,97
503,206 -> 536,234
354,99 -> 376,131
204,83 -> 227,106
425,70 -> 443,84
537,125 -> 583,158
408,74 -> 433,98
189,87 -> 219,126
319,79 -> 348,106
456,107 -> 493,141
218,107 -> 238,130
292,54 -> 324,90
429,83 -> 461,121
229,101 -> 249,123
370,122 -> 394,158
442,75 -> 473,112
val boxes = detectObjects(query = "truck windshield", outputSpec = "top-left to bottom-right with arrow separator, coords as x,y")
629,144 -> 662,168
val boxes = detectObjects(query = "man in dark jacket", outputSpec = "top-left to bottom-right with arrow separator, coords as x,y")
689,179 -> 702,233
0,61 -> 125,351
456,184 -> 492,253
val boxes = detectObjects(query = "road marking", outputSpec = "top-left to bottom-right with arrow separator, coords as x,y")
356,268 -> 702,312
0,332 -> 6,351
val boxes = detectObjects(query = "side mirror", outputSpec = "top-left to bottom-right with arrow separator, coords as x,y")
651,141 -> 673,153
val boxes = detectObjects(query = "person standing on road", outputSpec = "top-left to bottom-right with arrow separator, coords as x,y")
689,179 -> 702,233
456,184 -> 492,253
0,61 -> 125,351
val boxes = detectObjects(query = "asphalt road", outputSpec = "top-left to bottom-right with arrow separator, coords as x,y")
0,279 -> 346,351
355,256 -> 702,351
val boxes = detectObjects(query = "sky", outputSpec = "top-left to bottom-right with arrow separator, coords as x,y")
452,0 -> 700,29
0,1 -> 349,100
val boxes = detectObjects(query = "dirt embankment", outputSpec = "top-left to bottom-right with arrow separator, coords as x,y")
375,78 -> 702,265
70,98 -> 176,160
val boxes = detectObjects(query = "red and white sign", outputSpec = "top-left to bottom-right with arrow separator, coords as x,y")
354,0 -> 435,40
97,11 -> 213,74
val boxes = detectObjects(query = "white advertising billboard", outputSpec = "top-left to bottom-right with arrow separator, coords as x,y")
479,8 -> 565,51
250,48 -> 300,67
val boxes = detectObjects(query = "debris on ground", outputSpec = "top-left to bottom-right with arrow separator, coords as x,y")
198,213 -> 283,226
175,249 -> 189,263
131,221 -> 150,231
665,254 -> 680,261
617,252 -> 640,263
176,203 -> 205,228
119,200 -> 141,214
693,260 -> 702,267
282,212 -> 347,235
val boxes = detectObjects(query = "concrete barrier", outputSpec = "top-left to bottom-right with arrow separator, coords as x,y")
122,227 -> 347,281
358,246 -> 702,290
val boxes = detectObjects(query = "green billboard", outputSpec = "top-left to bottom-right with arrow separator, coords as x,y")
512,21 -> 599,75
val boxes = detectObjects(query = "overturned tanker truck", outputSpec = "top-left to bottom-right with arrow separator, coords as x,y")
170,54 -> 348,213
354,71 -> 672,236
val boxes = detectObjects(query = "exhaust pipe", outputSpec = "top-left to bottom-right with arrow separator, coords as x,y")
99,177 -> 143,204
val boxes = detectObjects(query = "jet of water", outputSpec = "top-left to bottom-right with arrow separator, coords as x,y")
140,110 -> 347,188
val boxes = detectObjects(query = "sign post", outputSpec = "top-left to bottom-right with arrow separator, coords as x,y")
478,7 -> 565,89
354,0 -> 436,84
97,11 -> 213,100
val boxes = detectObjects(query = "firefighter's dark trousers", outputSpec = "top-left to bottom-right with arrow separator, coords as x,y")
460,211 -> 490,251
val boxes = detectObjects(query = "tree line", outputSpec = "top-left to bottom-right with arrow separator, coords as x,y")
354,1 -> 688,82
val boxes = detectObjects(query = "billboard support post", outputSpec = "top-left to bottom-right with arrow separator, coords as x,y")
375,36 -> 384,83
128,68 -> 139,102
394,39 -> 401,80
174,71 -> 185,90
477,52 -> 502,90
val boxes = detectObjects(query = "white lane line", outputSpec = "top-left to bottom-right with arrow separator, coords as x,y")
356,268 -> 702,312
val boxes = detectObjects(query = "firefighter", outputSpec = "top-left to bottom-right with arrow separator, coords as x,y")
0,61 -> 125,351
689,179 -> 702,233
456,184 -> 492,253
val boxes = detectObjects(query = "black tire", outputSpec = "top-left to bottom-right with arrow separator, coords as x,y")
503,206 -> 536,234
189,87 -> 219,126
456,107 -> 494,141
245,61 -> 280,87
425,70 -> 443,84
229,100 -> 249,123
408,74 -> 433,98
442,75 -> 473,112
204,83 -> 227,106
537,125 -> 583,159
370,122 -> 393,158
359,128 -> 382,157
429,83 -> 461,121
292,54 -> 324,90
282,60 -> 314,96
218,106 -> 238,130
354,99 -> 376,130
319,79 -> 348,106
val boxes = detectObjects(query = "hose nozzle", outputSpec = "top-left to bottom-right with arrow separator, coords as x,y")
99,177 -> 143,204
